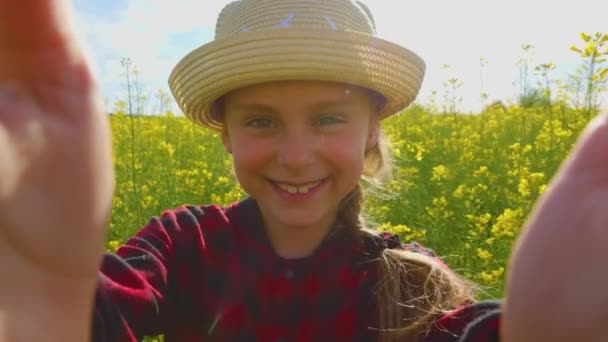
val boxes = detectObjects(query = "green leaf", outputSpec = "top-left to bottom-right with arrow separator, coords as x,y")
521,44 -> 534,51
584,42 -> 597,56
570,45 -> 582,54
581,32 -> 592,42
540,62 -> 555,70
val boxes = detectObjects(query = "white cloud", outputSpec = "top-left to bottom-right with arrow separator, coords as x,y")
73,0 -> 607,113
72,0 -> 228,111
127,0 -> 226,33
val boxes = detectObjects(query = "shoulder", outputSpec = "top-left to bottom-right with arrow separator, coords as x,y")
132,200 -> 244,247
423,300 -> 502,341
149,202 -> 233,234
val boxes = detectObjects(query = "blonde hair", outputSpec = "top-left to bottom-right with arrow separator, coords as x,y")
339,89 -> 480,341
213,85 -> 479,341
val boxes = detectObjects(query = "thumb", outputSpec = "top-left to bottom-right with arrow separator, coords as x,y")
560,112 -> 608,182
503,112 -> 608,342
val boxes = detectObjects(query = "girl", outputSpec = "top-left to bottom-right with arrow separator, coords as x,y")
1,0 -> 607,341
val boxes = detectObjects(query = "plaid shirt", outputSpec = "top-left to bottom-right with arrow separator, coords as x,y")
93,198 -> 501,341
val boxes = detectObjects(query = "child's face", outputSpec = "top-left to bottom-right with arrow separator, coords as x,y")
221,80 -> 380,230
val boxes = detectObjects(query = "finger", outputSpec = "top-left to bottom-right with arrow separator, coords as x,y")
518,112 -> 608,247
560,112 -> 608,182
525,112 -> 608,216
0,0 -> 74,50
504,113 -> 608,341
0,0 -> 89,88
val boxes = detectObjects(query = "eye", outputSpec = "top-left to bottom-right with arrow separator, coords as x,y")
246,117 -> 275,128
317,115 -> 344,126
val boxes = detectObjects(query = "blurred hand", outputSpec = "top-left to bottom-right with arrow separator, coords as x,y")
503,113 -> 608,341
0,0 -> 113,340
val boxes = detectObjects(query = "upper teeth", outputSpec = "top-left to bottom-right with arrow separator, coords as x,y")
276,181 -> 320,194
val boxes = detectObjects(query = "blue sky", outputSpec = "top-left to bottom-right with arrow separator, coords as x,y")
71,0 -> 607,114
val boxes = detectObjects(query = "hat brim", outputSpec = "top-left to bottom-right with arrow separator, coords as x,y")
169,28 -> 426,130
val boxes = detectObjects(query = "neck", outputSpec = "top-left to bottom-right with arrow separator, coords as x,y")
262,214 -> 337,260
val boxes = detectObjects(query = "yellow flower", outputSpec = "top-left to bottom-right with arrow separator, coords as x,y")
453,185 -> 466,199
473,166 -> 489,178
377,223 -> 426,242
107,240 -> 120,253
491,208 -> 524,238
211,194 -> 222,204
518,178 -> 531,197
477,248 -> 492,260
480,271 -> 494,283
492,267 -> 505,278
393,147 -> 401,157
140,195 -> 156,209
431,165 -> 449,182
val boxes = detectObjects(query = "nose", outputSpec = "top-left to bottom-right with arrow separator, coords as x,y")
276,128 -> 316,169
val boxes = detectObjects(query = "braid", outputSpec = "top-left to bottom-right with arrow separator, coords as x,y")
331,88 -> 390,239
332,132 -> 391,243
329,88 -> 479,341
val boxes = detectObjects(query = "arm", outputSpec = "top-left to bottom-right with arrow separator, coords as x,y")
91,206 -> 204,341
92,206 -> 219,342
91,220 -> 172,340
92,252 -> 167,341
0,0 -> 114,341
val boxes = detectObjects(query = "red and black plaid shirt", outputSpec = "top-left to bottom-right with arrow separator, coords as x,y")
93,198 -> 501,341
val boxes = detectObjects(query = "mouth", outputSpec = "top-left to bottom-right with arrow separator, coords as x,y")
270,178 -> 328,195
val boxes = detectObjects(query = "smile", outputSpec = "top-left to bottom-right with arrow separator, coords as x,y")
273,179 -> 326,194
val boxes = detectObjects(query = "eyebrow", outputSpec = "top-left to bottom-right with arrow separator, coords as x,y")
233,100 -> 357,113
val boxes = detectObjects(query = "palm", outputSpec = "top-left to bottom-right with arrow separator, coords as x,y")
0,0 -> 113,279
503,114 -> 608,341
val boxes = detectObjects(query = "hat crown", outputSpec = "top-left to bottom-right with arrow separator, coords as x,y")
215,0 -> 376,39
169,0 -> 425,130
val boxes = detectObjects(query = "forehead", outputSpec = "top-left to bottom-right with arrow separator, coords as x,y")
224,80 -> 371,105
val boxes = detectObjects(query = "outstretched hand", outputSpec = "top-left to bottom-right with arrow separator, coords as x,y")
0,0 -> 113,339
503,113 -> 608,341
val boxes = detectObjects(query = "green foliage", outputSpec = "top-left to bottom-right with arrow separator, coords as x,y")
107,104 -> 593,306
569,32 -> 608,118
108,33 -> 607,340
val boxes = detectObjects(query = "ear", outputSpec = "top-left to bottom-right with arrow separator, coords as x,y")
366,119 -> 380,151
221,124 -> 233,154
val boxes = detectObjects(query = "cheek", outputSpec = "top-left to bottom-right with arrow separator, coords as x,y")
230,144 -> 265,195
230,135 -> 272,171
324,132 -> 367,171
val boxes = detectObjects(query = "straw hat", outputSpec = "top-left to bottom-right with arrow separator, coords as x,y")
168,0 -> 426,130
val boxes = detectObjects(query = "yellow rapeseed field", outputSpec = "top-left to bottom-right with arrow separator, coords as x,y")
107,104 -> 591,302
